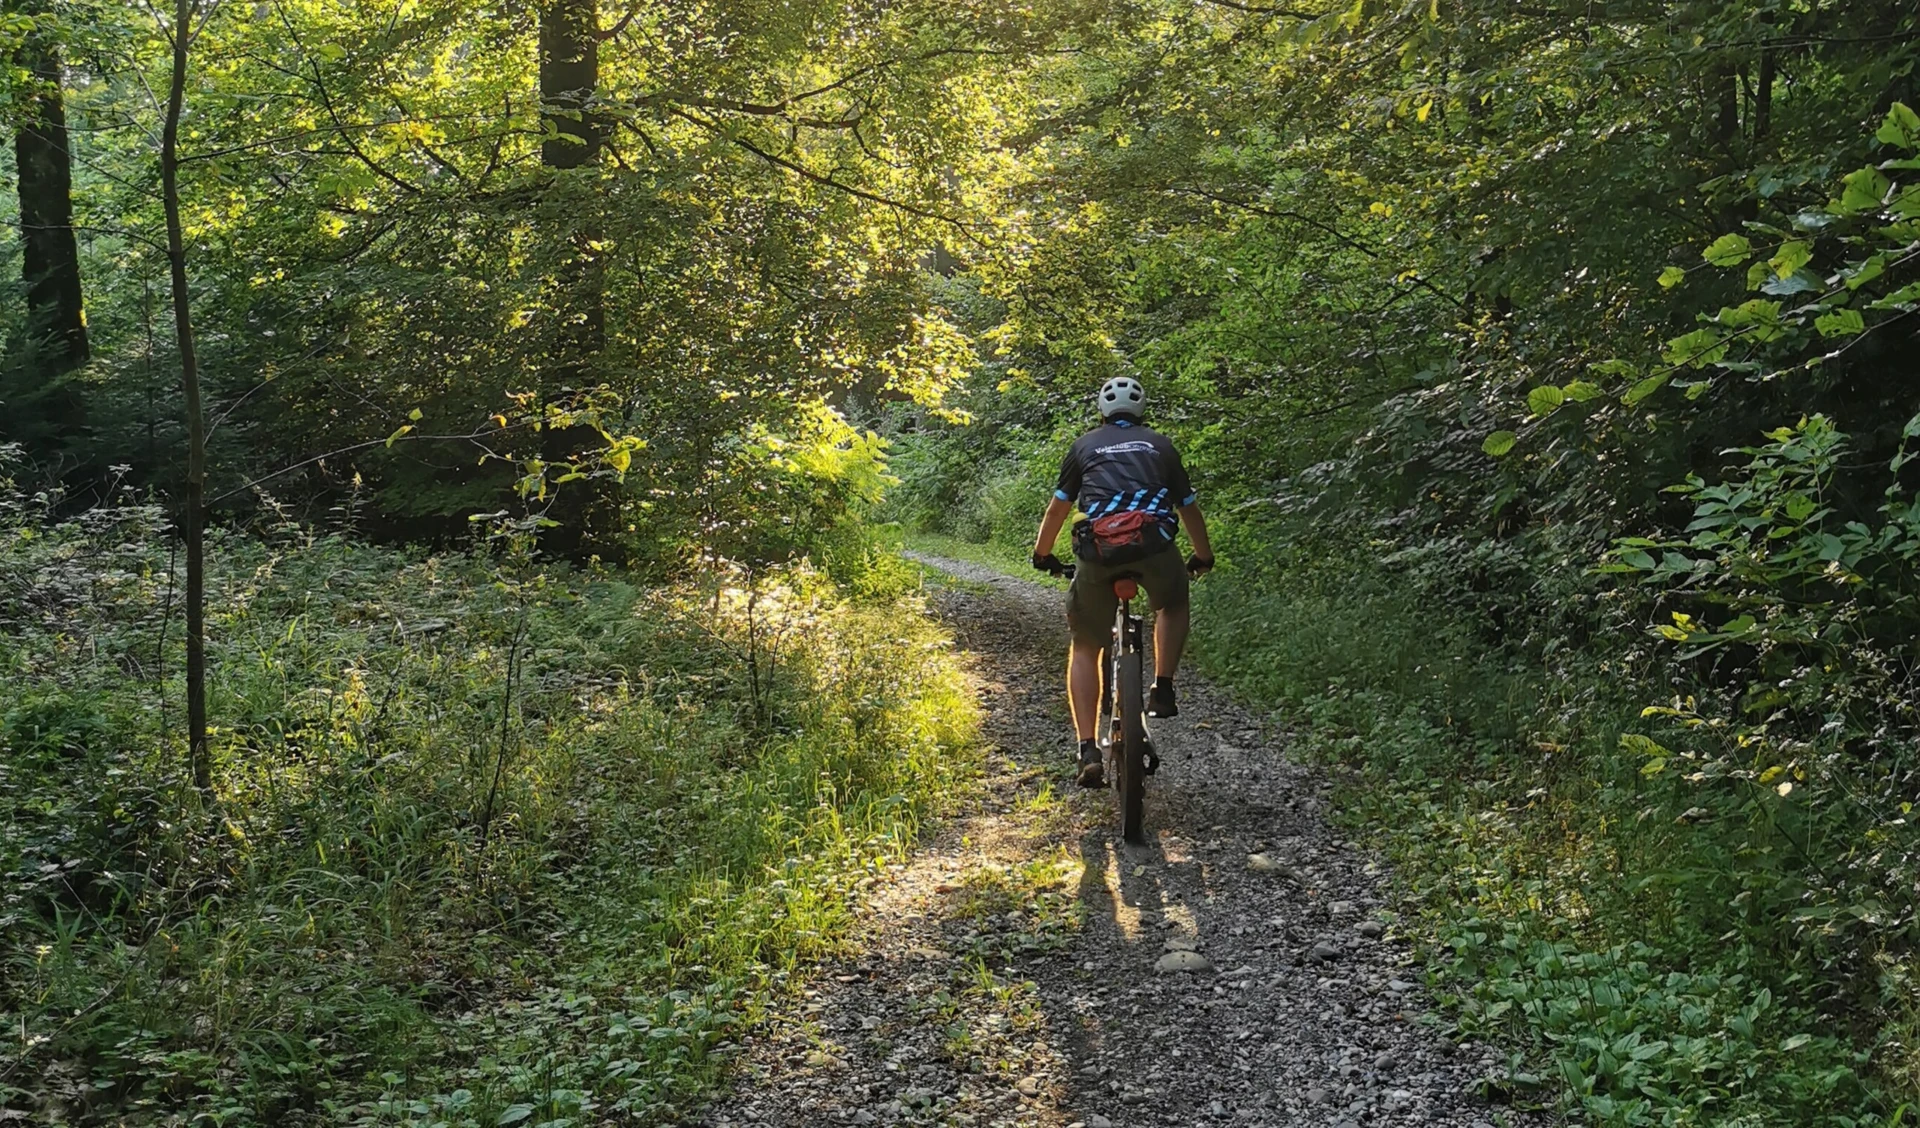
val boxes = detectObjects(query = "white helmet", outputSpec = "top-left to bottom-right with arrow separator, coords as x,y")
1097,376 -> 1145,419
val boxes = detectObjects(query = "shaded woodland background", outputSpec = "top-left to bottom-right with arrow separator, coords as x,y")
4,0 -> 1920,1124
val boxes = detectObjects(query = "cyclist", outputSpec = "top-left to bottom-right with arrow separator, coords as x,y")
1031,376 -> 1214,788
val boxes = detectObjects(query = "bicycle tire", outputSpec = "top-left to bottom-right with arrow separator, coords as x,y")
1115,649 -> 1147,844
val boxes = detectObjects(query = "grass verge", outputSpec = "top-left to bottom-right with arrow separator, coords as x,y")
0,505 -> 979,1126
1191,556 -> 1896,1128
898,529 -> 1070,591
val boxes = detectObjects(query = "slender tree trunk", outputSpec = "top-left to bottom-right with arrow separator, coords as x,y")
161,0 -> 210,796
539,0 -> 598,172
537,0 -> 607,556
1712,62 -> 1741,147
11,4 -> 89,417
1753,43 -> 1775,141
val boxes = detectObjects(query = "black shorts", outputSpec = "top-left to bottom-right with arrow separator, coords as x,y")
1065,546 -> 1188,649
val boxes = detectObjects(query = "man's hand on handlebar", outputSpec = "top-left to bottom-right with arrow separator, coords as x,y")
1187,553 -> 1215,577
1032,551 -> 1070,577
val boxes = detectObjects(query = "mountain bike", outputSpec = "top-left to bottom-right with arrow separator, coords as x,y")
1063,565 -> 1154,845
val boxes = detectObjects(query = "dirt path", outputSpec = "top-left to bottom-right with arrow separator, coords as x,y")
698,557 -> 1543,1128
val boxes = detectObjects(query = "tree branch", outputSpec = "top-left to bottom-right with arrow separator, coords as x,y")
1196,0 -> 1321,17
1165,186 -> 1465,308
664,106 -> 972,235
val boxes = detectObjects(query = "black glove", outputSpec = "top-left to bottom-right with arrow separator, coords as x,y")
1186,553 -> 1215,577
1032,552 -> 1068,576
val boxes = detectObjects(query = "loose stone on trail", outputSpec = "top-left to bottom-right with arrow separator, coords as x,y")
1155,949 -> 1215,973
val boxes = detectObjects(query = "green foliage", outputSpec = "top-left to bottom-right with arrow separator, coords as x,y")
1180,536 -> 1893,1126
0,473 -> 977,1125
0,0 -> 1042,553
889,5 -> 1920,1122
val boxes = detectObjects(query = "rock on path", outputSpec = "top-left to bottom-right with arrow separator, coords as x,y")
698,556 -> 1545,1128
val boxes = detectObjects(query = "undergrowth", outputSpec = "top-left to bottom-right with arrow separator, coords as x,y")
0,486 -> 978,1126
891,473 -> 1908,1126
1191,527 -> 1904,1128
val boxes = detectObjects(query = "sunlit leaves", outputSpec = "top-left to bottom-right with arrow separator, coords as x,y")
1769,241 -> 1811,280
1717,299 -> 1784,343
1836,167 -> 1891,215
1877,102 -> 1920,150
1482,430 -> 1517,457
1815,309 -> 1865,338
1703,234 -> 1752,268
1662,330 -> 1725,370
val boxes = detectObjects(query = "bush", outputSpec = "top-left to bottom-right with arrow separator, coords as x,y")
0,483 -> 978,1126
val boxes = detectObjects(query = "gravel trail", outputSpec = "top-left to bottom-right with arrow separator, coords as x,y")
698,556 -> 1545,1128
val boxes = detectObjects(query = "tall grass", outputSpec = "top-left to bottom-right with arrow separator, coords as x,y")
0,488 -> 977,1126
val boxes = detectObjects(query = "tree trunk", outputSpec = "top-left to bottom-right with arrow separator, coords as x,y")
161,0 -> 210,797
1753,43 -> 1775,141
537,0 -> 607,557
539,0 -> 599,171
1712,61 -> 1741,147
12,6 -> 89,412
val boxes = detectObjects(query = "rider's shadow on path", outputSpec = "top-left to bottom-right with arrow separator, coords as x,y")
1074,820 -> 1203,949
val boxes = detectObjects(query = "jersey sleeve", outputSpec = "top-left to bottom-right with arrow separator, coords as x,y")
1166,441 -> 1196,507
1054,442 -> 1082,503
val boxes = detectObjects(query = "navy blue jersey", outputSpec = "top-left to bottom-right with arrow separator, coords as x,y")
1053,420 -> 1196,523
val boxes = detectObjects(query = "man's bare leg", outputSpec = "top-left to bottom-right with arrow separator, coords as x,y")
1068,639 -> 1101,742
1153,604 -> 1189,680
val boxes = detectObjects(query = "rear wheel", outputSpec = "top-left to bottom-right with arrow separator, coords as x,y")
1115,649 -> 1147,844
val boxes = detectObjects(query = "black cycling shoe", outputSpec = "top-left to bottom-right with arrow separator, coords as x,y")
1143,740 -> 1160,776
1147,679 -> 1179,719
1076,740 -> 1106,789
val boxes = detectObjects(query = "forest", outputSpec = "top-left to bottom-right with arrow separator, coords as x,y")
3,0 -> 1919,1124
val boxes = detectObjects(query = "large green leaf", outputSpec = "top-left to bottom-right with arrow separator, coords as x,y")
1838,167 -> 1893,214
1702,234 -> 1752,268
1719,299 -> 1785,343
1662,330 -> 1727,369
1815,309 -> 1866,338
1528,385 -> 1565,416
1872,281 -> 1920,310
1623,374 -> 1670,406
1877,102 -> 1920,151
1482,431 -> 1518,457
1769,241 -> 1812,280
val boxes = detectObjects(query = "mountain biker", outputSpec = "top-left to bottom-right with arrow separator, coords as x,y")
1031,376 -> 1214,789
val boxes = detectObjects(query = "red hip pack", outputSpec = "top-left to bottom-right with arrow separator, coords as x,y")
1073,509 -> 1171,566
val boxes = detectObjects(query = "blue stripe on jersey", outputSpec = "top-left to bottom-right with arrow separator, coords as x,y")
1054,488 -> 1071,502
1149,487 -> 1167,511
